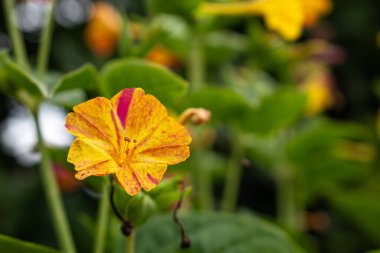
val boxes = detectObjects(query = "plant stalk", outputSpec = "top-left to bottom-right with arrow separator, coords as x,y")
274,165 -> 300,232
126,230 -> 135,253
117,0 -> 131,57
33,110 -> 76,253
198,165 -> 214,210
188,25 -> 204,91
192,149 -> 214,210
93,185 -> 110,253
221,139 -> 243,212
3,0 -> 30,71
36,0 -> 57,79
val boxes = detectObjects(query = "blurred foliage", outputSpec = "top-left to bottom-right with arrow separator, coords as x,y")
136,212 -> 306,253
0,235 -> 59,253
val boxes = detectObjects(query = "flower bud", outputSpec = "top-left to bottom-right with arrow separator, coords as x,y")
179,108 -> 212,125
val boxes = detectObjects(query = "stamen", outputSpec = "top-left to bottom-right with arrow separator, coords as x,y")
122,137 -> 131,156
119,137 -> 138,163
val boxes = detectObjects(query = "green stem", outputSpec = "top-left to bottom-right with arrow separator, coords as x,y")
187,25 -> 208,209
221,139 -> 243,212
274,165 -> 300,232
198,166 -> 214,210
118,16 -> 131,57
117,1 -> 131,57
36,0 -> 57,79
33,110 -> 76,253
188,25 -> 204,91
3,0 -> 30,71
192,148 -> 214,210
126,230 -> 135,253
93,185 -> 110,253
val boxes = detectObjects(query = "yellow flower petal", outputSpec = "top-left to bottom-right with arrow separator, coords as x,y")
75,160 -> 121,180
137,117 -> 191,151
134,117 -> 191,164
136,146 -> 190,165
129,163 -> 167,192
110,88 -> 145,131
65,112 -> 114,154
68,139 -> 120,179
66,97 -> 120,154
115,165 -> 144,195
252,0 -> 304,40
124,94 -> 167,141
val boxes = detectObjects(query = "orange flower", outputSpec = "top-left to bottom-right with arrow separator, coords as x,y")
65,88 -> 192,195
84,2 -> 121,57
146,45 -> 182,69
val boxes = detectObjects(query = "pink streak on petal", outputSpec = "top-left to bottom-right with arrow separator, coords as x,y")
132,171 -> 142,188
117,88 -> 135,128
147,173 -> 158,185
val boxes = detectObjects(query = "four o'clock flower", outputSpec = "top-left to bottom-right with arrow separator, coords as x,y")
65,88 -> 191,196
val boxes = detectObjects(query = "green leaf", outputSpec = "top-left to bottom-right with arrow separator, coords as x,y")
50,63 -> 97,95
0,51 -> 46,107
136,212 -> 306,253
244,88 -> 307,134
179,87 -> 252,125
50,89 -> 87,108
0,234 -> 59,253
99,59 -> 188,108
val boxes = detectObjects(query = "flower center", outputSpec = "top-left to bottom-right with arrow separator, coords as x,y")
118,137 -> 138,164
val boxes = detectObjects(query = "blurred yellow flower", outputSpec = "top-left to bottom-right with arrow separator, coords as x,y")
376,31 -> 380,48
65,88 -> 191,195
300,70 -> 334,115
302,0 -> 332,27
84,2 -> 121,57
198,0 -> 332,40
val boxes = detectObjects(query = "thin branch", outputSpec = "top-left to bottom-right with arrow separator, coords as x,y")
173,180 -> 191,249
109,176 -> 133,236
